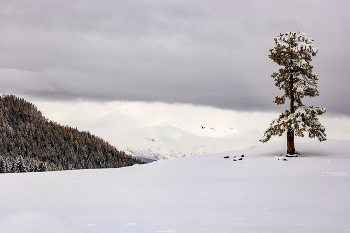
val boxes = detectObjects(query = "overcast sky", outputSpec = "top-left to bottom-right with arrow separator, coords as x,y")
1,0 -> 349,116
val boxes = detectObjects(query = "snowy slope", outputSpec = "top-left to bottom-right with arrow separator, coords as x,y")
88,112 -> 262,160
114,125 -> 262,160
0,140 -> 350,233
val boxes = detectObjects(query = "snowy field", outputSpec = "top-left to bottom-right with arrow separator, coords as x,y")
0,140 -> 350,233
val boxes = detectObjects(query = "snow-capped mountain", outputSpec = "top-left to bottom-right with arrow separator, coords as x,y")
122,125 -> 262,160
87,111 -> 262,160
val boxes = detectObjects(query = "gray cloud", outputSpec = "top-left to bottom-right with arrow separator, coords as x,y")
0,0 -> 349,115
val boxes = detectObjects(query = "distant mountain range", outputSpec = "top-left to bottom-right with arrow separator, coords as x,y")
87,111 -> 262,161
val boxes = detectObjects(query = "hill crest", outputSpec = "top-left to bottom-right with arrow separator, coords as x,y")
0,94 -> 143,173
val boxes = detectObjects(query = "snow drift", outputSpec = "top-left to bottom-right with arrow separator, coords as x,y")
0,140 -> 349,233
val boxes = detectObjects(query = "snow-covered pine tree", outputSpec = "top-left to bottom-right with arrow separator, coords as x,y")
5,157 -> 13,173
260,32 -> 326,155
38,161 -> 47,172
0,156 -> 6,173
16,156 -> 27,173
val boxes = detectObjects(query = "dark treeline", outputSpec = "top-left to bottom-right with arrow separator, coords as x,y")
0,94 -> 144,173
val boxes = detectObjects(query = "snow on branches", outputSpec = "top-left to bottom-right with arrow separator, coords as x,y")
260,106 -> 326,143
261,32 -> 326,147
269,31 -> 318,70
274,31 -> 318,55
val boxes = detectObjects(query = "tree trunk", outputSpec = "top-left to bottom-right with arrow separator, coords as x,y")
287,74 -> 295,155
287,130 -> 295,155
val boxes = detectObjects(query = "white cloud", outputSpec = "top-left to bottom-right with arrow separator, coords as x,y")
26,98 -> 350,143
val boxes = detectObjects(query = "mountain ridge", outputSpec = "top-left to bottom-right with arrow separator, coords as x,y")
88,117 -> 263,160
0,94 -> 144,173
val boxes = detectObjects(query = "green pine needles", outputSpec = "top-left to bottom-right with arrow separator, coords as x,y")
260,32 -> 326,154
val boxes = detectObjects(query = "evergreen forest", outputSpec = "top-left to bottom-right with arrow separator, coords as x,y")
0,94 -> 144,173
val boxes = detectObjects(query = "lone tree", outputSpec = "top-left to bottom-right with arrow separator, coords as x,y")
260,31 -> 326,155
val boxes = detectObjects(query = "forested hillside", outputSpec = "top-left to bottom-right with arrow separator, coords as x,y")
0,94 -> 144,173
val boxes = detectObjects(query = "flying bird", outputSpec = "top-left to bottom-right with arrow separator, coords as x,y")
210,127 -> 215,132
201,125 -> 205,129
228,126 -> 234,130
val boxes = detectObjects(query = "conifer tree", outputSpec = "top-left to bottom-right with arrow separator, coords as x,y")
38,162 -> 47,172
260,32 -> 326,155
0,156 -> 5,173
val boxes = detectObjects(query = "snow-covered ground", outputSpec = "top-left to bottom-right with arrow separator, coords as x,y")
1,140 -> 350,233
